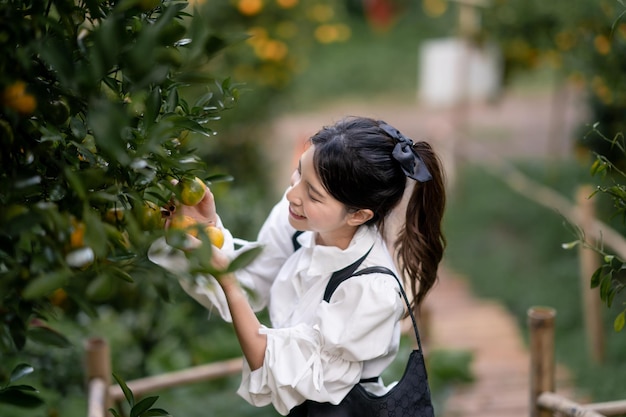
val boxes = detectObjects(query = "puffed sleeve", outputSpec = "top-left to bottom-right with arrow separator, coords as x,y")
148,192 -> 298,321
237,272 -> 404,415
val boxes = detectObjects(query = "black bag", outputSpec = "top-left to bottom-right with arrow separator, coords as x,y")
287,248 -> 435,417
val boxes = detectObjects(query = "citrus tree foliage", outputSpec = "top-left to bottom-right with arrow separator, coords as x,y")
198,0 -> 351,90
0,0 -> 246,410
483,0 -> 626,160
572,125 -> 626,332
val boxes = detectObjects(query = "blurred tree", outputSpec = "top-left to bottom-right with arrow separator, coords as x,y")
482,0 -> 626,163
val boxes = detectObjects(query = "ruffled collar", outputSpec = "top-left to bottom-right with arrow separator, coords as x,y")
295,226 -> 378,279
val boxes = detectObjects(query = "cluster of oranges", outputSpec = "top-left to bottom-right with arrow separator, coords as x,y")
65,176 -> 224,271
168,176 -> 225,249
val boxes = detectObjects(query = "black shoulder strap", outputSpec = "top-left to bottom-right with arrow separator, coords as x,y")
322,247 -> 372,302
325,264 -> 424,351
292,231 -> 304,252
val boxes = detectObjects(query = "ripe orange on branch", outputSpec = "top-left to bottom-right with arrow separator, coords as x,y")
205,225 -> 225,249
169,214 -> 225,248
169,214 -> 199,236
2,80 -> 37,115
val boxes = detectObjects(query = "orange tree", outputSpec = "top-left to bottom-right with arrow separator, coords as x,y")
0,0 -> 257,411
482,0 -> 626,161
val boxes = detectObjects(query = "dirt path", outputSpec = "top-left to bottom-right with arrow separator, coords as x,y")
264,87 -> 589,416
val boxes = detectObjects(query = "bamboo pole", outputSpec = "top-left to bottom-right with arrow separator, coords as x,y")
466,141 -> 626,260
85,337 -> 112,417
576,185 -> 605,364
538,392 -> 605,417
528,306 -> 556,417
87,378 -> 108,417
585,399 -> 626,416
108,357 -> 243,400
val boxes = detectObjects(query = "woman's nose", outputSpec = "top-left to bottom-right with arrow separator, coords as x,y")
286,180 -> 302,205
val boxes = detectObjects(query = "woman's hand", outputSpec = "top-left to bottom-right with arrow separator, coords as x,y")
164,180 -> 218,227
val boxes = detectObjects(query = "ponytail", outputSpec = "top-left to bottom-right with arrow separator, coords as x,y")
393,141 -> 446,313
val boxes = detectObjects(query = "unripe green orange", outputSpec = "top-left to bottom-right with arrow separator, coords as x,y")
179,177 -> 206,206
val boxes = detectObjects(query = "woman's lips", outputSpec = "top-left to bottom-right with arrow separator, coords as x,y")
289,205 -> 306,220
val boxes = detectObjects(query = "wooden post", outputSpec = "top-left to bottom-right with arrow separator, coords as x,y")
85,337 -> 112,417
528,306 -> 556,417
576,184 -> 605,364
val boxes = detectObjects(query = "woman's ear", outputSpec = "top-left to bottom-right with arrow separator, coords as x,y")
348,209 -> 374,226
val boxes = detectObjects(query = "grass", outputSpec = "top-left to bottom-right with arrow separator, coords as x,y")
444,160 -> 626,403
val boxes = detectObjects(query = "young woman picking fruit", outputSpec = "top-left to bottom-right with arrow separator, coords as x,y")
149,117 -> 446,416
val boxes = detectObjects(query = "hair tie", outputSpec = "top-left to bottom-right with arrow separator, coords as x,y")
379,123 -> 433,182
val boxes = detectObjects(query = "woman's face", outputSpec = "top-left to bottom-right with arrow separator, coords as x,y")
286,146 -> 359,248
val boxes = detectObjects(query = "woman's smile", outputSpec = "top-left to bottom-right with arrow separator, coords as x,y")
288,205 -> 306,220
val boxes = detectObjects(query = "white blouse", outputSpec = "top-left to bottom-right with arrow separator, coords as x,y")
148,193 -> 406,416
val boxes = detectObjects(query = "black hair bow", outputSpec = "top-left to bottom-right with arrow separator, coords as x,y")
380,123 -> 433,183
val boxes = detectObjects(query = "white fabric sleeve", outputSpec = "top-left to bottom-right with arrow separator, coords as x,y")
236,273 -> 403,415
148,192 -> 297,321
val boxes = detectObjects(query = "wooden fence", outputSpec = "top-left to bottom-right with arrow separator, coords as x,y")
528,306 -> 626,417
85,337 -> 243,417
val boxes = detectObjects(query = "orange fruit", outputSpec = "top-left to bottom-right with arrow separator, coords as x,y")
50,288 -> 68,307
205,226 -> 225,248
47,99 -> 70,126
237,0 -> 263,16
169,214 -> 199,237
105,207 -> 125,223
70,219 -> 86,248
2,81 -> 37,115
179,176 -> 206,206
136,200 -> 164,230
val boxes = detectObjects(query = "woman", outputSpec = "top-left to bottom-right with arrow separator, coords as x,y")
149,116 -> 446,416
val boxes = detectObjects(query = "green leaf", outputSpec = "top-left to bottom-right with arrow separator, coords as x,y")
164,87 -> 179,113
84,207 -> 109,258
109,408 -> 123,417
112,373 -> 135,407
64,167 -> 87,200
144,87 -> 163,130
9,364 -> 34,383
130,396 -> 159,417
89,98 -> 132,166
0,388 -> 44,408
590,267 -> 603,288
27,326 -> 72,348
86,273 -> 115,301
109,265 -> 134,283
142,408 -> 170,416
160,114 -> 211,136
226,246 -> 264,273
5,385 -> 38,392
614,310 -> 625,332
606,288 -> 616,308
22,269 -> 71,299
599,272 -> 613,303
205,173 -> 234,184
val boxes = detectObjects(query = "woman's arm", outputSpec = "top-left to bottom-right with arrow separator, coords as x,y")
219,274 -> 267,370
